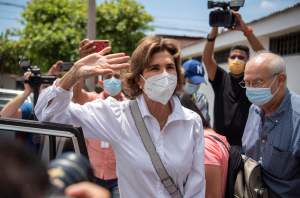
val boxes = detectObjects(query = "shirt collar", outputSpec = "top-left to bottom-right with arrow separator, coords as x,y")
135,95 -> 190,122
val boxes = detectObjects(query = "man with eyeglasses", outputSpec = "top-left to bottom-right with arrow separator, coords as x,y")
203,12 -> 264,146
242,51 -> 300,197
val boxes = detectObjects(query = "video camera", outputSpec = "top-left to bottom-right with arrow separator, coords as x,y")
19,57 -> 57,108
19,58 -> 57,88
208,0 -> 245,28
47,152 -> 94,197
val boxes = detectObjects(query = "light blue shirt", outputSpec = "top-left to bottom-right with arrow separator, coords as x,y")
242,89 -> 300,198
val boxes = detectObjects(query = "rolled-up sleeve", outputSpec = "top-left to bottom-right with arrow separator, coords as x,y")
183,118 -> 205,198
35,83 -> 122,143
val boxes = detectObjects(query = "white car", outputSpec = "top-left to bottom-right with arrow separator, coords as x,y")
0,88 -> 32,111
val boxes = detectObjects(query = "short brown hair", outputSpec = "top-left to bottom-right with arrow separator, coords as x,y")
124,36 -> 184,98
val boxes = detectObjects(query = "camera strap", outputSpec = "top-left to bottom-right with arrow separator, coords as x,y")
129,100 -> 182,198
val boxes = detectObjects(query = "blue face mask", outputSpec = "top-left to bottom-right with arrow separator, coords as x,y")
246,76 -> 279,106
246,87 -> 274,106
183,82 -> 199,95
103,77 -> 122,96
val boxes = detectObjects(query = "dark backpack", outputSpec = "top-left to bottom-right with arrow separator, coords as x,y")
225,145 -> 243,198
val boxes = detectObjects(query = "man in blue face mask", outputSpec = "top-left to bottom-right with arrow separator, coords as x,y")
242,51 -> 300,198
179,59 -> 210,126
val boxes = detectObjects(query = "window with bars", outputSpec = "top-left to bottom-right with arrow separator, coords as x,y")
270,31 -> 300,56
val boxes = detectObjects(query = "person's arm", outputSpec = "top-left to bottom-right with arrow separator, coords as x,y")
233,12 -> 264,52
0,72 -> 32,118
203,27 -> 219,81
72,80 -> 91,104
72,39 -> 99,104
47,60 -> 63,76
205,165 -> 223,198
35,48 -> 130,141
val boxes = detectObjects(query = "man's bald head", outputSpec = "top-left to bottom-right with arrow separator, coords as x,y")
245,51 -> 286,76
244,51 -> 287,112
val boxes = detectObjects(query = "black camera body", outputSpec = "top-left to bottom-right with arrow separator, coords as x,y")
27,66 -> 57,88
19,58 -> 57,88
47,152 -> 94,197
208,0 -> 245,28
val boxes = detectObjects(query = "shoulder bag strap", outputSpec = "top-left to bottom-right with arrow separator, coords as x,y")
129,100 -> 182,198
209,134 -> 230,152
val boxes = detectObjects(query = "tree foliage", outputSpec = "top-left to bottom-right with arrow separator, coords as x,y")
0,0 -> 153,73
96,0 -> 153,54
20,0 -> 87,71
0,31 -> 25,74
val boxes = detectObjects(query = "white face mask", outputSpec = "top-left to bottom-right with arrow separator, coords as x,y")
141,72 -> 177,105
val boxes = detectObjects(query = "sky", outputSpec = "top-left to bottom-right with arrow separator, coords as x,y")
0,0 -> 300,38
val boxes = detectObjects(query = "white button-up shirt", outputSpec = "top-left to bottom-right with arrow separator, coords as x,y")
35,85 -> 205,198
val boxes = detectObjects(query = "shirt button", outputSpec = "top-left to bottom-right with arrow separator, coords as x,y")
261,139 -> 266,144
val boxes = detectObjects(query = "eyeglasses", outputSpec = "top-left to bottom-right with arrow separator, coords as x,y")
229,55 -> 246,61
239,73 -> 280,88
239,80 -> 264,88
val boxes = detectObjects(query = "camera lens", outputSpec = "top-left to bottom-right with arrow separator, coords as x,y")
48,152 -> 94,191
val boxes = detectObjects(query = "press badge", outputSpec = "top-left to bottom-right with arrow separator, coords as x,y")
100,141 -> 110,148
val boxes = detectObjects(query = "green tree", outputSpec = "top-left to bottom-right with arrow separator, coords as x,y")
20,0 -> 87,71
1,0 -> 153,73
0,31 -> 25,74
96,0 -> 153,54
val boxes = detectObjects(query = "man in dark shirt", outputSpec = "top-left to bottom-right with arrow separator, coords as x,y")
203,12 -> 264,146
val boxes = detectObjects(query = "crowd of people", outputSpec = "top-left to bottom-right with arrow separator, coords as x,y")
0,11 -> 299,198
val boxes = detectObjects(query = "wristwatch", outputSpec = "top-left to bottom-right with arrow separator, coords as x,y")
206,35 -> 216,42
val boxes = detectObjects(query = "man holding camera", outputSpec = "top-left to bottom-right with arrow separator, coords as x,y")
0,61 -> 62,150
203,12 -> 264,146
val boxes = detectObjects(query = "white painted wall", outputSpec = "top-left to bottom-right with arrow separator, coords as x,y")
284,55 -> 300,94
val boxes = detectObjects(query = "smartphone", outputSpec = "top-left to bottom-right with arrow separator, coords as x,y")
94,40 -> 109,52
58,62 -> 73,71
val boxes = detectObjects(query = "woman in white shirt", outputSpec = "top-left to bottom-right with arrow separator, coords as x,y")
35,36 -> 205,198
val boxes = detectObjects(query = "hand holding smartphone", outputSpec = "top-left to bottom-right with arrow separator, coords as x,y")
58,62 -> 74,71
93,40 -> 109,52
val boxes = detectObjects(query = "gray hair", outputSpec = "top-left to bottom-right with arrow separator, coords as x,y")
251,50 -> 286,75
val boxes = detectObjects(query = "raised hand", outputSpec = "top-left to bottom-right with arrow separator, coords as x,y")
47,60 -> 63,76
231,11 -> 247,32
79,39 -> 96,58
58,47 -> 130,90
79,39 -> 109,58
74,47 -> 130,79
